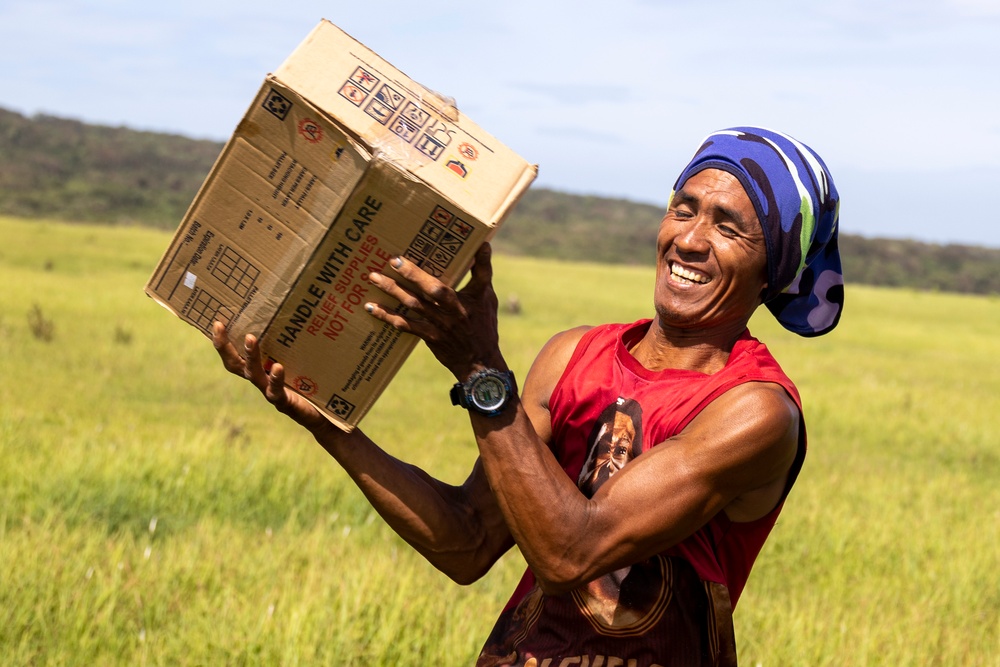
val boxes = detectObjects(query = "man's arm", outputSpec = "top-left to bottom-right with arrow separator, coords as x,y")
366,245 -> 800,595
468,379 -> 799,594
211,323 -> 514,584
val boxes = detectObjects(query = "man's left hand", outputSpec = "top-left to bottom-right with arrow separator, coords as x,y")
364,243 -> 506,381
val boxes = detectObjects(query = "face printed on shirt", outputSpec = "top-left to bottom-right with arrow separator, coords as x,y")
578,397 -> 644,498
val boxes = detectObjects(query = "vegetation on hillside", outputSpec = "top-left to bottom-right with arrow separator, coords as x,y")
494,189 -> 663,266
2,106 -> 997,295
838,234 -> 999,296
0,107 -> 217,226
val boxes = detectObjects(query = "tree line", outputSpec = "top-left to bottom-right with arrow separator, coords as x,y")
2,106 -> 997,295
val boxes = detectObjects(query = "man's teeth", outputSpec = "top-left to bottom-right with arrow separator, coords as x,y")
671,263 -> 709,284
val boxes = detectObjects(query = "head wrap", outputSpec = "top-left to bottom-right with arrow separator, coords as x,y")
672,127 -> 843,336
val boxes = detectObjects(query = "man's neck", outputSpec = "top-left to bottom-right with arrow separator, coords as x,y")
629,318 -> 750,374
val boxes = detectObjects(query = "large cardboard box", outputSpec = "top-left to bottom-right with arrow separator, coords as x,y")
145,20 -> 537,431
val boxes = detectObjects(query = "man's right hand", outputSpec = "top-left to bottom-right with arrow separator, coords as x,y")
211,321 -> 332,435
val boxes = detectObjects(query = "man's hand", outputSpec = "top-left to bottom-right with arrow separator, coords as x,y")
208,254 -> 518,584
211,321 -> 331,434
364,243 -> 506,381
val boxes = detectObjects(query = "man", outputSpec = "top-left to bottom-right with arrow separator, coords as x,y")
213,127 -> 842,666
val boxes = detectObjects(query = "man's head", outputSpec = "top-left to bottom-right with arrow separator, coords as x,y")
671,127 -> 842,336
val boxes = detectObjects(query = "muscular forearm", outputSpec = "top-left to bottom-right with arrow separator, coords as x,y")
310,422 -> 513,584
468,401 -> 602,594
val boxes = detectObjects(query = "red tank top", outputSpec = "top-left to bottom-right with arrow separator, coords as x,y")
477,320 -> 806,667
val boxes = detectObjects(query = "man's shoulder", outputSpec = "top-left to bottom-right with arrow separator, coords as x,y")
547,324 -> 595,350
520,326 -> 597,444
531,325 -> 593,377
730,330 -> 801,408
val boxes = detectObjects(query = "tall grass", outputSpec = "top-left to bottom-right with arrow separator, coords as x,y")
1,216 -> 997,665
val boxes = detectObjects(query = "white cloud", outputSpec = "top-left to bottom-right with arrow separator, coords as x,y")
950,0 -> 1000,17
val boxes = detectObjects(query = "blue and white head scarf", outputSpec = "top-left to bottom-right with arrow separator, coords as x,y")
672,127 -> 843,337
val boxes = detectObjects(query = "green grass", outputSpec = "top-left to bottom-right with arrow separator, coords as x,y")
1,216 -> 998,665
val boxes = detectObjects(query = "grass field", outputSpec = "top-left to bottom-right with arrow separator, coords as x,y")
1,215 -> 998,665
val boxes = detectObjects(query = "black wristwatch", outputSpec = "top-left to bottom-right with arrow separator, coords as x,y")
450,369 -> 516,417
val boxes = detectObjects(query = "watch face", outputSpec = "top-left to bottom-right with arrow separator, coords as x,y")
470,375 -> 508,411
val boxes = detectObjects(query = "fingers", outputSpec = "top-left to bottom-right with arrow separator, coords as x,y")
263,361 -> 291,408
212,321 -> 270,393
363,243 -> 501,336
367,244 -> 494,315
242,333 -> 272,389
465,243 -> 494,293
213,321 -> 248,376
367,270 -> 433,314
362,300 -> 438,340
211,322 -> 326,428
394,255 -> 466,307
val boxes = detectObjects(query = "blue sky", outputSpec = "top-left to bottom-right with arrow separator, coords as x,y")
2,0 -> 999,247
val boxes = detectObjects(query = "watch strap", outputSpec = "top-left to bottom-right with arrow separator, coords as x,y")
449,383 -> 464,407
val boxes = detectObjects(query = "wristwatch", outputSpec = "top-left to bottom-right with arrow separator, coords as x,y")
450,369 -> 516,417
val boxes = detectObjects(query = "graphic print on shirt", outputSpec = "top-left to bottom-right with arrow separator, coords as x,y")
572,397 -> 676,634
577,397 -> 644,498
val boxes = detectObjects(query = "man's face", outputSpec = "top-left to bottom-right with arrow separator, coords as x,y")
653,168 -> 769,334
580,411 -> 637,497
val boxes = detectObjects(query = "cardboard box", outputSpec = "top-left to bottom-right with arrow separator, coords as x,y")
145,19 -> 537,431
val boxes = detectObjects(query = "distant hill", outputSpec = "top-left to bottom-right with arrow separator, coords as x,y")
2,106 -> 997,295
0,107 -> 218,226
493,189 -> 664,266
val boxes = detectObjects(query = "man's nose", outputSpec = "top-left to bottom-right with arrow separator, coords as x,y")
674,217 -> 711,254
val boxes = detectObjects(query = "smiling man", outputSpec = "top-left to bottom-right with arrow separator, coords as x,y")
214,127 -> 842,666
